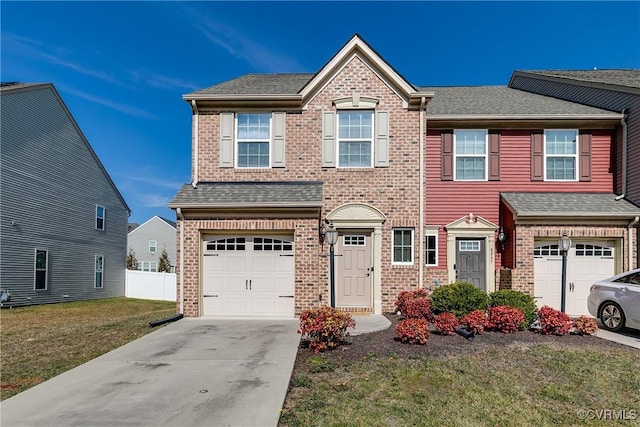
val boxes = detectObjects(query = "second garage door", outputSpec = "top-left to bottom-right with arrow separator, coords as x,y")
534,241 -> 615,316
202,236 -> 295,317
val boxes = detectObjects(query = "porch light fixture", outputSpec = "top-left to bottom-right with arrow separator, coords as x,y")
497,227 -> 507,251
558,233 -> 572,313
326,224 -> 339,308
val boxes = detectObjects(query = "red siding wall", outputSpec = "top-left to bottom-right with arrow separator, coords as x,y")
425,128 -> 615,273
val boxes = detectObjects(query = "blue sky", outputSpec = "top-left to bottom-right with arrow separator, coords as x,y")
2,1 -> 639,224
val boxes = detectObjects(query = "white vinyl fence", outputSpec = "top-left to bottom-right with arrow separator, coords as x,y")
126,270 -> 176,302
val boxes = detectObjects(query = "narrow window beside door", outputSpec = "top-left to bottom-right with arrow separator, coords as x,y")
95,255 -> 104,288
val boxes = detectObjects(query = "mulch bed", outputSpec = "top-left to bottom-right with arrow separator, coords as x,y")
294,313 -> 628,368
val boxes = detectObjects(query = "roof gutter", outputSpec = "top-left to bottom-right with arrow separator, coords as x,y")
419,96 -> 427,290
176,208 -> 185,315
190,100 -> 199,188
628,216 -> 639,270
427,113 -> 624,121
615,109 -> 629,201
167,202 -> 324,209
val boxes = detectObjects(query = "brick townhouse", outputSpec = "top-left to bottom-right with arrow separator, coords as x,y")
169,34 -> 640,318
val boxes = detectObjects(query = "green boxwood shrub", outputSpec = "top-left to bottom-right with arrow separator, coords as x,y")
489,289 -> 537,328
430,281 -> 489,318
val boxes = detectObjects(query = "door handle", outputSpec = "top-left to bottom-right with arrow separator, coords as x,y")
245,280 -> 248,290
249,279 -> 252,290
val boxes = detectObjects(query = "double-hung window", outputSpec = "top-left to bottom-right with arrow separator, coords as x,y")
236,113 -> 271,168
95,255 -> 104,288
34,249 -> 48,290
425,233 -> 438,266
392,229 -> 413,265
338,111 -> 373,168
545,130 -> 578,181
149,240 -> 157,254
454,130 -> 487,181
96,205 -> 105,230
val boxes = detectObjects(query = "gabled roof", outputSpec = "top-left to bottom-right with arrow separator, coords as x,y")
1,83 -> 131,214
183,34 -> 433,110
169,181 -> 323,208
501,192 -> 640,218
128,215 -> 176,235
421,86 -> 622,120
516,69 -> 640,90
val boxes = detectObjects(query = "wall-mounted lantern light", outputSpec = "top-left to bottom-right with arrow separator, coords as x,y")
497,226 -> 507,251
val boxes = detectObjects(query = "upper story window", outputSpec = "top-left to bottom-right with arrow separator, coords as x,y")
96,205 -> 105,230
149,240 -> 157,254
338,111 -> 373,168
545,130 -> 578,181
236,113 -> 271,168
454,130 -> 487,181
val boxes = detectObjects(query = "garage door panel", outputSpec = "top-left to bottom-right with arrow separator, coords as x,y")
534,241 -> 615,317
202,236 -> 294,317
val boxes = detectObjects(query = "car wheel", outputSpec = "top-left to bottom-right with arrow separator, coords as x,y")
599,302 -> 626,332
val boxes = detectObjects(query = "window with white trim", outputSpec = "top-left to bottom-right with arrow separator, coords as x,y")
533,244 -> 560,256
95,255 -> 104,288
206,237 -> 246,251
392,229 -> 413,264
545,130 -> 578,181
236,113 -> 271,168
96,205 -> 105,230
454,130 -> 487,181
459,241 -> 481,251
34,249 -> 48,290
149,240 -> 157,254
343,235 -> 366,246
338,111 -> 373,167
138,261 -> 158,272
425,233 -> 438,266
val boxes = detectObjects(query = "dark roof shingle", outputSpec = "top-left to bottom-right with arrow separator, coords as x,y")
501,192 -> 640,217
186,74 -> 314,96
169,181 -> 323,207
520,70 -> 640,90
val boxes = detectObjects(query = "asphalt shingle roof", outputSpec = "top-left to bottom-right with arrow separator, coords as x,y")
501,192 -> 640,217
420,86 -> 619,116
187,74 -> 314,96
521,70 -> 640,90
169,181 -> 323,207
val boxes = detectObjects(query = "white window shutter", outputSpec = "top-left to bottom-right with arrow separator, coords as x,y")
375,111 -> 389,167
322,112 -> 336,167
219,112 -> 234,167
272,112 -> 286,167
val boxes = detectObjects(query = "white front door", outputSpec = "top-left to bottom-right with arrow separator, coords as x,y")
202,236 -> 295,317
534,241 -> 615,316
336,233 -> 372,308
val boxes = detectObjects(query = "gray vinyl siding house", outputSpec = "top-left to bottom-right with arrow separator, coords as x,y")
0,83 -> 130,307
127,216 -> 176,272
509,70 -> 640,266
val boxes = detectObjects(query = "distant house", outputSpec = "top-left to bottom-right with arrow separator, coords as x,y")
0,82 -> 130,307
127,216 -> 176,272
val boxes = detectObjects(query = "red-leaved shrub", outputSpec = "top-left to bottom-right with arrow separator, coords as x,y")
395,289 -> 429,314
396,318 -> 430,345
487,305 -> 525,333
460,309 -> 489,335
434,312 -> 459,335
537,306 -> 572,336
401,297 -> 433,321
572,316 -> 599,335
298,306 -> 356,353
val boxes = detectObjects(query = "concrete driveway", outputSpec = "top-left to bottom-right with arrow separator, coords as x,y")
0,318 -> 300,427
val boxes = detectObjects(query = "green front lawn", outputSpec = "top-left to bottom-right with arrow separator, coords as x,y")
0,298 -> 175,400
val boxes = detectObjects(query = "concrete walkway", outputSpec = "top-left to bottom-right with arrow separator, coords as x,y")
0,318 -> 300,427
595,327 -> 640,350
349,314 -> 392,335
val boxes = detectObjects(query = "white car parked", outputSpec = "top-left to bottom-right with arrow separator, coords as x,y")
587,268 -> 640,332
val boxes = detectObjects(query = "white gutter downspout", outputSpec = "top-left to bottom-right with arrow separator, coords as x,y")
629,216 -> 639,270
419,97 -> 426,289
615,109 -> 628,201
177,208 -> 185,314
191,100 -> 199,187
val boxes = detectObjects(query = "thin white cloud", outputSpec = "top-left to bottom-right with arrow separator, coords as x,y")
137,194 -> 173,208
122,173 -> 185,191
2,32 -> 124,86
178,5 -> 304,73
129,70 -> 200,91
60,86 -> 158,120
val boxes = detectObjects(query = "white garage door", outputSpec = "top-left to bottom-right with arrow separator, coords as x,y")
202,236 -> 295,317
534,241 -> 615,316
